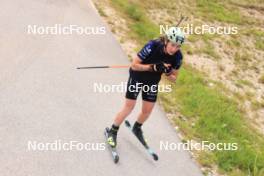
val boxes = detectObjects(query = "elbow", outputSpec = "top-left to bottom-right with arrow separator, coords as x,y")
167,75 -> 177,82
170,78 -> 177,83
131,62 -> 137,70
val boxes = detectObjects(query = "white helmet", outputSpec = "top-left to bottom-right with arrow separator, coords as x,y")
165,27 -> 185,45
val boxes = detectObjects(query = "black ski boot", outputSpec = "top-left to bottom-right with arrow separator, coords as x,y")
107,125 -> 119,148
132,122 -> 147,147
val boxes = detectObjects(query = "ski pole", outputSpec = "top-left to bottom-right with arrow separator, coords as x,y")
76,65 -> 130,69
175,14 -> 188,27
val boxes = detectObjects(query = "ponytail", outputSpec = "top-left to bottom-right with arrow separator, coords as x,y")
157,35 -> 169,45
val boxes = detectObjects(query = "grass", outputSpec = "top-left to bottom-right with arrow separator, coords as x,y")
191,41 -> 221,60
201,35 -> 222,60
251,100 -> 264,111
160,66 -> 264,174
188,34 -> 201,43
234,52 -> 252,68
203,42 -> 221,59
111,0 -> 159,44
186,33 -> 221,59
196,0 -> 243,24
182,43 -> 194,55
241,29 -> 264,50
255,39 -> 264,50
235,79 -> 254,88
227,38 -> 241,48
94,3 -> 107,17
245,91 -> 255,101
99,0 -> 264,175
259,75 -> 264,84
185,31 -> 221,59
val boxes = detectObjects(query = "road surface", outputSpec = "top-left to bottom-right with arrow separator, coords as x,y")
0,0 -> 203,175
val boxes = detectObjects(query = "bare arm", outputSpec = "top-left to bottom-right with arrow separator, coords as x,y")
166,69 -> 179,82
131,56 -> 152,71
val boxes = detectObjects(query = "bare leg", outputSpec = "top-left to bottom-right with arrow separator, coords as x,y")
136,100 -> 155,124
113,98 -> 136,126
131,100 -> 156,147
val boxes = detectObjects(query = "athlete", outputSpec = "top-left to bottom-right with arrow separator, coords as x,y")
106,27 -> 185,148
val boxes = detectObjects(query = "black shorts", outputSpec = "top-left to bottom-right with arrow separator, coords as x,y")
125,75 -> 159,102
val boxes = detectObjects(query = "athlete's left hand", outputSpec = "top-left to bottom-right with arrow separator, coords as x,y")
163,63 -> 173,75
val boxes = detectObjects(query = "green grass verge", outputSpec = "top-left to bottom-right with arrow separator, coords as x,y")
111,0 -> 159,44
160,66 -> 264,175
196,0 -> 243,24
107,0 -> 264,175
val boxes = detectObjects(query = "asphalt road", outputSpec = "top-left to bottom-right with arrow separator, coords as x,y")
0,0 -> 203,175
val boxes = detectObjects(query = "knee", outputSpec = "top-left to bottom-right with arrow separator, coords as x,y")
124,103 -> 135,111
124,104 -> 135,112
141,109 -> 152,117
123,102 -> 135,113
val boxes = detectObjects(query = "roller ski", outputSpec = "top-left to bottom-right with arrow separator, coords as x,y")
124,120 -> 159,161
104,127 -> 119,163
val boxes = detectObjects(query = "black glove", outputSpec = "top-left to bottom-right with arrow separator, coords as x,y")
164,66 -> 173,75
152,63 -> 172,74
151,63 -> 166,73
